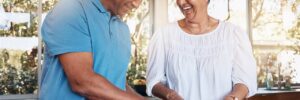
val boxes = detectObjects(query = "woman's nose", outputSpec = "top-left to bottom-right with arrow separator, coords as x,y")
177,0 -> 187,5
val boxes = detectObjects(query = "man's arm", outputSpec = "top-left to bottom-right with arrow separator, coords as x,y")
59,52 -> 145,100
224,83 -> 249,100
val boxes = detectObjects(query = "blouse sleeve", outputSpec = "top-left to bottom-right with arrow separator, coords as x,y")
232,26 -> 257,97
146,29 -> 167,96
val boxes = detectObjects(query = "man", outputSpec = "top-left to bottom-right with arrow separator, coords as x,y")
40,0 -> 145,99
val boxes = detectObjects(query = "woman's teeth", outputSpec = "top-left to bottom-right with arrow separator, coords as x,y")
183,6 -> 192,10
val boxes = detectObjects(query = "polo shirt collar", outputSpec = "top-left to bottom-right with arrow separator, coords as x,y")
91,0 -> 108,13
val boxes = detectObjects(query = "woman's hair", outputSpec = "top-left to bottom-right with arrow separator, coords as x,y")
208,0 -> 210,4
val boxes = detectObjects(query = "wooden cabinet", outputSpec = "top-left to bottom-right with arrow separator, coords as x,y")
249,92 -> 300,100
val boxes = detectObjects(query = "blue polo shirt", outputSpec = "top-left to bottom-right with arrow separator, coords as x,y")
40,0 -> 131,99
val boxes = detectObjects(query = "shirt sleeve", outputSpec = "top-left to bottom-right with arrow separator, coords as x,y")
231,26 -> 257,97
42,0 -> 91,56
146,29 -> 167,96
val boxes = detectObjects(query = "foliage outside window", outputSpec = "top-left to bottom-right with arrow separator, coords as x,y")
0,0 -> 57,95
123,0 -> 151,87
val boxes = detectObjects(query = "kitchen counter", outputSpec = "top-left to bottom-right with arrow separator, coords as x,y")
249,88 -> 300,100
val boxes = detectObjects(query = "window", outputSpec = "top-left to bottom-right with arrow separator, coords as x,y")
0,0 -> 57,99
252,0 -> 300,89
124,0 -> 152,88
0,0 -> 39,96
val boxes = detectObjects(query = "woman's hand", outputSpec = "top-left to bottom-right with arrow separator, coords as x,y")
224,95 -> 237,100
223,83 -> 249,100
224,96 -> 232,100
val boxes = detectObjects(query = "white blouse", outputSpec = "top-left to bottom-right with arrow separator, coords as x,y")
146,21 -> 257,100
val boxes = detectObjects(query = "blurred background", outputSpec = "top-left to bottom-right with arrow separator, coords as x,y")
0,0 -> 300,99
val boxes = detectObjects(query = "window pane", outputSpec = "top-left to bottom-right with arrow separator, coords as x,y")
227,0 -> 248,30
0,48 -> 38,95
123,0 -> 151,89
0,0 -> 57,95
0,0 -> 39,95
252,0 -> 300,88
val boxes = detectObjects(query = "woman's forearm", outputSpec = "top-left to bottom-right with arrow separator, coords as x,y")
152,82 -> 174,100
226,83 -> 249,99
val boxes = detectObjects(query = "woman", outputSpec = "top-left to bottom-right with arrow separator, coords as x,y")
146,0 -> 257,100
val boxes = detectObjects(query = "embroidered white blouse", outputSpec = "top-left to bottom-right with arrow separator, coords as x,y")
146,21 -> 257,100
